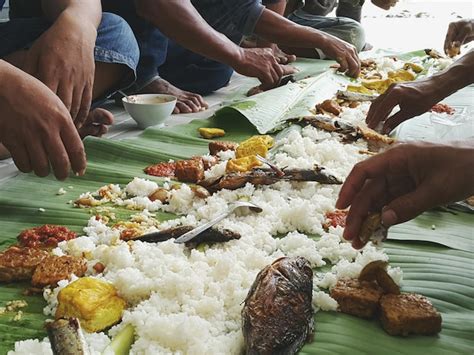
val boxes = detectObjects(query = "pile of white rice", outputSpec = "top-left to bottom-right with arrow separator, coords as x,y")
10,85 -> 408,355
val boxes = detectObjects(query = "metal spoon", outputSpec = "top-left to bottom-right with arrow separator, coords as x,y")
174,201 -> 263,244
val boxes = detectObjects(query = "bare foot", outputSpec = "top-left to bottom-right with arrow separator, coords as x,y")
78,108 -> 114,139
140,78 -> 208,114
0,143 -> 11,160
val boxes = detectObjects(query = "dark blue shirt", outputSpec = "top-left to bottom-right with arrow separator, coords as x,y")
191,0 -> 265,43
0,0 -> 5,11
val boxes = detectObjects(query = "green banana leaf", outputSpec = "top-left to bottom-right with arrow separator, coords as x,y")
1,53 -> 473,354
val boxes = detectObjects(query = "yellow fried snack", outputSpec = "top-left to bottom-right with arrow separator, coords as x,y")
346,85 -> 374,95
56,277 -> 126,332
226,156 -> 262,173
388,69 -> 416,82
361,78 -> 394,94
403,62 -> 424,74
235,135 -> 274,159
198,128 -> 226,139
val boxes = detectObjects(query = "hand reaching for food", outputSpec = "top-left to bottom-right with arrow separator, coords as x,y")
234,47 -> 298,89
336,141 -> 474,249
444,19 -> 474,57
321,35 -> 361,78
365,78 -> 442,133
0,62 -> 86,180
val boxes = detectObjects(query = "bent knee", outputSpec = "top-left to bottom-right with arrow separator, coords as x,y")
97,13 -> 140,69
339,18 -> 366,52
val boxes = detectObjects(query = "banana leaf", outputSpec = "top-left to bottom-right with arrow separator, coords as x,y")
1,53 -> 473,354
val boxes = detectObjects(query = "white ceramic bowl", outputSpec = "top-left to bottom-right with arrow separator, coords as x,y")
122,94 -> 177,129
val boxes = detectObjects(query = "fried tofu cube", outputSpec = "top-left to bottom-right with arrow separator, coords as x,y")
56,277 -> 126,332
198,128 -> 226,139
380,293 -> 442,336
175,158 -> 204,183
330,279 -> 384,318
32,255 -> 87,288
208,141 -> 238,156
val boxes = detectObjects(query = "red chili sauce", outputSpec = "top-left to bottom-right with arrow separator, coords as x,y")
18,225 -> 77,248
144,162 -> 176,177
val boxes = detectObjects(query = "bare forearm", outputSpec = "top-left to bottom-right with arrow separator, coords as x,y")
0,60 -> 22,87
431,50 -> 474,100
41,0 -> 101,29
255,9 -> 330,49
257,1 -> 287,48
135,0 -> 242,67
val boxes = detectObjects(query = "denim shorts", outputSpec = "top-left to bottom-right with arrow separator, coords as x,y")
0,12 -> 140,95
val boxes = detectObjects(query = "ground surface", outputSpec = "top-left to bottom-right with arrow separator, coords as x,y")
0,0 -> 473,183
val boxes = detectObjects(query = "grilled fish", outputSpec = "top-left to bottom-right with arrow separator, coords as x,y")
137,226 -> 241,245
242,257 -> 314,355
46,318 -> 89,355
336,90 -> 378,102
200,166 -> 341,193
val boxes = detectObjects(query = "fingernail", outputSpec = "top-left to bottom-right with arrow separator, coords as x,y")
382,206 -> 398,227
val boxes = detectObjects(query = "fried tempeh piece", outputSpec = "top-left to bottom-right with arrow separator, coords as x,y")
0,247 -> 49,283
209,141 -> 238,156
32,255 -> 87,288
330,279 -> 384,318
175,158 -> 205,183
380,293 -> 442,336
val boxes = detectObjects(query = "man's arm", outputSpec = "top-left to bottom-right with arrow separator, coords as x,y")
263,0 -> 287,16
135,0 -> 241,69
255,8 -> 360,76
336,141 -> 474,249
20,0 -> 101,127
41,0 -> 101,28
0,61 -> 86,180
135,0 -> 293,87
366,50 -> 474,132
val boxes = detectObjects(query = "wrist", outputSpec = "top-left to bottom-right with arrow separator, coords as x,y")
59,10 -> 98,42
226,46 -> 246,69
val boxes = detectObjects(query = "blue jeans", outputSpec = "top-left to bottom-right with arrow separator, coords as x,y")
288,9 -> 366,52
102,0 -> 234,95
0,12 -> 140,100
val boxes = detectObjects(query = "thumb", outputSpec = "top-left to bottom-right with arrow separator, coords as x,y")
381,183 -> 436,227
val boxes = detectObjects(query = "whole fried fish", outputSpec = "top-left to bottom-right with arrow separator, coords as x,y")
242,257 -> 314,355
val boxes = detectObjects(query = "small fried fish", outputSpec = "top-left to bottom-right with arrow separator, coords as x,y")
46,318 -> 89,355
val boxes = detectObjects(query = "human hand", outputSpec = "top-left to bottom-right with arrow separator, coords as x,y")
320,35 -> 360,77
336,141 -> 474,249
271,44 -> 297,65
233,47 -> 297,89
0,65 -> 86,180
365,78 -> 443,134
23,11 -> 97,129
444,19 -> 474,56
